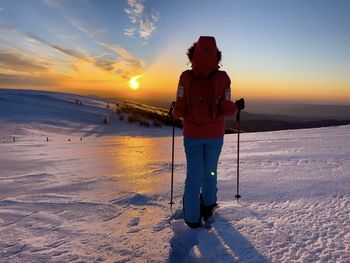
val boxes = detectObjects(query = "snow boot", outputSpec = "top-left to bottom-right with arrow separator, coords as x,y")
200,203 -> 217,221
185,220 -> 202,229
200,193 -> 218,221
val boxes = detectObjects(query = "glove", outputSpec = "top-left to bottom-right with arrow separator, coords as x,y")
235,98 -> 245,111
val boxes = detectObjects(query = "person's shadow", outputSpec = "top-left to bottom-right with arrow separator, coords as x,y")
169,214 -> 271,263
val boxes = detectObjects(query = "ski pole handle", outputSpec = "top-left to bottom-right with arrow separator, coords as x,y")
236,110 -> 241,122
167,101 -> 176,119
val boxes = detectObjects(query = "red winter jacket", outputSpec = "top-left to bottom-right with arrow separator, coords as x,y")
173,69 -> 238,138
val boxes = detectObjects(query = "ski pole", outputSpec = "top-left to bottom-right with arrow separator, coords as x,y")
167,102 -> 176,208
235,111 -> 242,199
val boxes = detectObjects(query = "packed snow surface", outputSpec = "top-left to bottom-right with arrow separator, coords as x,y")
0,89 -> 349,262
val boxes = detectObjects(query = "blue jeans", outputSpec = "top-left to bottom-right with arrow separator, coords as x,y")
183,136 -> 224,223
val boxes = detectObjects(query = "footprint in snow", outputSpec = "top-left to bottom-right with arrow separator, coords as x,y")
170,220 -> 199,259
128,217 -> 140,227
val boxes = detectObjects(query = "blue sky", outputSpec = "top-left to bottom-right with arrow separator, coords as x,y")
0,0 -> 349,103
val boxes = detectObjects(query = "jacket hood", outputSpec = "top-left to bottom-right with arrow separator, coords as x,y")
191,36 -> 219,77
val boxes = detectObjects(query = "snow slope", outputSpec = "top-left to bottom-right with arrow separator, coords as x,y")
0,89 -> 349,262
0,89 -> 177,137
170,125 -> 350,262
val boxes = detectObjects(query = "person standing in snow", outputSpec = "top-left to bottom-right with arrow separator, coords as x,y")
172,36 -> 245,228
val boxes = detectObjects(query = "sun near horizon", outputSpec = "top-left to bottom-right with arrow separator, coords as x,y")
128,75 -> 143,91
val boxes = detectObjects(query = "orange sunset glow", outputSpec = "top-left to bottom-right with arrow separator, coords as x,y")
0,0 -> 349,104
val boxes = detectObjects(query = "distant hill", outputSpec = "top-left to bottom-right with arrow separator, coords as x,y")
225,111 -> 350,133
246,102 -> 350,121
109,98 -> 350,121
116,97 -> 350,133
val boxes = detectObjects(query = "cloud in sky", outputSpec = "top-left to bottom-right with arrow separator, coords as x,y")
0,1 -> 176,98
124,27 -> 135,37
0,51 -> 50,73
63,18 -> 145,78
41,0 -> 144,69
49,7 -> 145,77
125,0 -> 144,23
98,42 -> 145,80
124,0 -> 160,41
99,42 -> 144,69
66,16 -> 106,40
0,42 -> 64,88
0,73 -> 59,87
50,45 -> 90,61
0,1 -> 148,91
94,59 -> 115,72
0,27 -> 116,90
24,33 -> 91,62
41,0 -> 60,9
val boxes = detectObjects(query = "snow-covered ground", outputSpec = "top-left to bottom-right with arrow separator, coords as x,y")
0,89 -> 349,262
